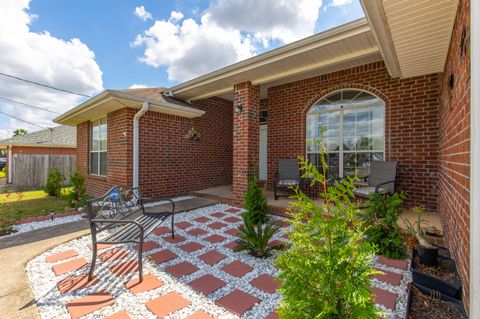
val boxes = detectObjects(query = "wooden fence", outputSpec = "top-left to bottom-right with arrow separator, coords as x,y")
12,154 -> 76,190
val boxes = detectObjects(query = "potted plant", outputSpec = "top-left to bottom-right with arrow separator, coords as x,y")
403,206 -> 438,266
407,283 -> 467,318
185,127 -> 201,141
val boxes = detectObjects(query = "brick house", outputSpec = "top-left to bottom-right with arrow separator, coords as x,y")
55,0 -> 479,313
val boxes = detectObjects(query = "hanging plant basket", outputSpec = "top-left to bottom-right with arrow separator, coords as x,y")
185,127 -> 201,141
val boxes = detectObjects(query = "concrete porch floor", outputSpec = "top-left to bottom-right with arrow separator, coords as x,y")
195,185 -> 443,234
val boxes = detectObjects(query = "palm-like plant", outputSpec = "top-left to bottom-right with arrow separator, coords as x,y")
236,215 -> 281,258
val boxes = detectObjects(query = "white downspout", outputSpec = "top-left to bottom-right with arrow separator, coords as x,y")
133,101 -> 149,189
7,144 -> 12,184
470,0 -> 479,316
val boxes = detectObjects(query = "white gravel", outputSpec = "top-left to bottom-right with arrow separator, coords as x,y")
26,200 -> 410,319
1,214 -> 85,238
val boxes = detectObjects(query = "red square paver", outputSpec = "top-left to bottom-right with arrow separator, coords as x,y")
268,240 -> 286,249
198,250 -> 226,265
224,241 -> 240,251
153,226 -> 171,236
212,212 -> 226,218
225,208 -> 241,213
189,274 -> 226,295
186,310 -> 214,319
125,274 -> 163,295
46,250 -> 78,263
274,220 -> 289,227
208,222 -> 228,230
166,261 -> 199,277
377,256 -> 409,271
187,228 -> 209,236
52,257 -> 88,276
224,228 -> 239,236
194,216 -> 211,223
105,310 -> 131,319
57,274 -> 99,294
204,234 -> 227,243
373,269 -> 403,286
250,274 -> 282,293
179,242 -> 205,252
149,250 -> 178,264
145,292 -> 190,317
99,249 -> 129,262
224,216 -> 241,223
67,291 -> 115,319
373,286 -> 398,310
215,289 -> 260,316
163,235 -> 186,244
88,243 -> 115,250
110,260 -> 139,277
136,241 -> 161,252
266,311 -> 279,319
176,221 -> 193,229
222,261 -> 253,278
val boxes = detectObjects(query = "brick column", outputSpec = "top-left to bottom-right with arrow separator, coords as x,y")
232,81 -> 260,200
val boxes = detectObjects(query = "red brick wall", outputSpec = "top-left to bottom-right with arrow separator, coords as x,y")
438,0 -> 470,305
138,97 -> 233,197
11,146 -> 76,156
267,61 -> 440,209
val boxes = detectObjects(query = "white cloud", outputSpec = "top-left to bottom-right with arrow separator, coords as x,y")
133,0 -> 323,82
0,0 -> 103,139
134,6 -> 152,21
330,0 -> 353,6
129,84 -> 151,89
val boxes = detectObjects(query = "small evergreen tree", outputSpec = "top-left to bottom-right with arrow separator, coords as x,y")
44,169 -> 64,197
275,152 -> 380,318
243,174 -> 269,224
66,171 -> 86,207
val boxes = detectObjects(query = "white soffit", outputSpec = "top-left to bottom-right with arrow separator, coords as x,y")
363,0 -> 459,78
169,18 -> 382,102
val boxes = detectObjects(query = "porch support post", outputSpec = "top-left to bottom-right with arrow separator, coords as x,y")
232,81 -> 260,200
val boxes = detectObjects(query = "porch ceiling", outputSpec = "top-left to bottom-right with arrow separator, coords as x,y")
361,0 -> 459,78
168,18 -> 382,102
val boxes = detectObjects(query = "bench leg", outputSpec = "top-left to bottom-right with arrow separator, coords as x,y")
138,239 -> 144,282
88,243 -> 97,281
171,213 -> 175,239
274,185 -> 279,200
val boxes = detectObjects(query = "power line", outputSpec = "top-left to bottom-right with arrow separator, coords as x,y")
0,96 -> 60,114
0,71 -> 92,98
0,109 -> 45,129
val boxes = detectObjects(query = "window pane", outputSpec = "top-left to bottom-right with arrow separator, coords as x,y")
91,124 -> 99,151
99,152 -> 107,176
90,152 -> 99,175
99,122 -> 107,151
325,153 -> 340,178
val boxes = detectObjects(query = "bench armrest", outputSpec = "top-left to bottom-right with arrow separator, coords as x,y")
374,180 -> 395,193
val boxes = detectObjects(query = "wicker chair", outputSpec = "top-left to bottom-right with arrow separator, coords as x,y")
353,161 -> 398,198
274,159 -> 301,200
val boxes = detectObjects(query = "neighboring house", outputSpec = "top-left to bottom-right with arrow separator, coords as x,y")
54,0 -> 477,312
0,126 -> 76,188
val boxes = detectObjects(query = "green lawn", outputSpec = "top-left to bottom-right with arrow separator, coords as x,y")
0,188 -> 72,222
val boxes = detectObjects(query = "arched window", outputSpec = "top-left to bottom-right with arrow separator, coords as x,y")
306,89 -> 385,178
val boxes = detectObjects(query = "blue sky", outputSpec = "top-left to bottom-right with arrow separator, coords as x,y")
0,0 -> 364,138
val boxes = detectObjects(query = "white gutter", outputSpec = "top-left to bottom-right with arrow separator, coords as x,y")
7,144 -> 12,184
133,101 -> 149,189
470,0 -> 479,316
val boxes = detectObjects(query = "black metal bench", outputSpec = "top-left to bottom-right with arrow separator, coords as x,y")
87,186 -> 175,282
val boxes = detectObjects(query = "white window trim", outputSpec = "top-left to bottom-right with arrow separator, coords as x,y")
90,117 -> 107,176
306,89 -> 386,178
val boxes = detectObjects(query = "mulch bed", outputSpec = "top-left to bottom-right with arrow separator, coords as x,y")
413,256 -> 460,285
408,285 -> 463,319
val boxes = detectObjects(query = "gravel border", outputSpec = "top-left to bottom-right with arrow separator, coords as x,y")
26,201 -> 410,319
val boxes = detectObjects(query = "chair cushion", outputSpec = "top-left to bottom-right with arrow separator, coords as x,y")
277,179 -> 300,187
353,186 -> 389,197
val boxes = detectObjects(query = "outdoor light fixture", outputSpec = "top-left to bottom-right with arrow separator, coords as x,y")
235,104 -> 243,114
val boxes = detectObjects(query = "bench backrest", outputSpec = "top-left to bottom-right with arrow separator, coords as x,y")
87,186 -> 143,221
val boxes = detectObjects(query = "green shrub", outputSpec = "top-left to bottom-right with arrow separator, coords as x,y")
44,169 -> 64,197
243,174 -> 269,224
66,171 -> 87,208
236,215 -> 281,258
363,192 -> 407,259
275,156 -> 380,319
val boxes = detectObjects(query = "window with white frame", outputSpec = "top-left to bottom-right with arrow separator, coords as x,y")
306,89 -> 385,178
90,117 -> 107,176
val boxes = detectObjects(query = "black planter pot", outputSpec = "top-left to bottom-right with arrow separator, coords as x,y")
412,252 -> 463,299
416,244 -> 438,266
410,283 -> 467,318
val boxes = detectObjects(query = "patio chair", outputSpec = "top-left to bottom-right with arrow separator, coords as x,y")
274,159 -> 301,200
353,161 -> 398,198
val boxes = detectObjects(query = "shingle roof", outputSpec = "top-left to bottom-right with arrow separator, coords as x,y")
0,125 -> 76,148
112,87 -> 193,108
